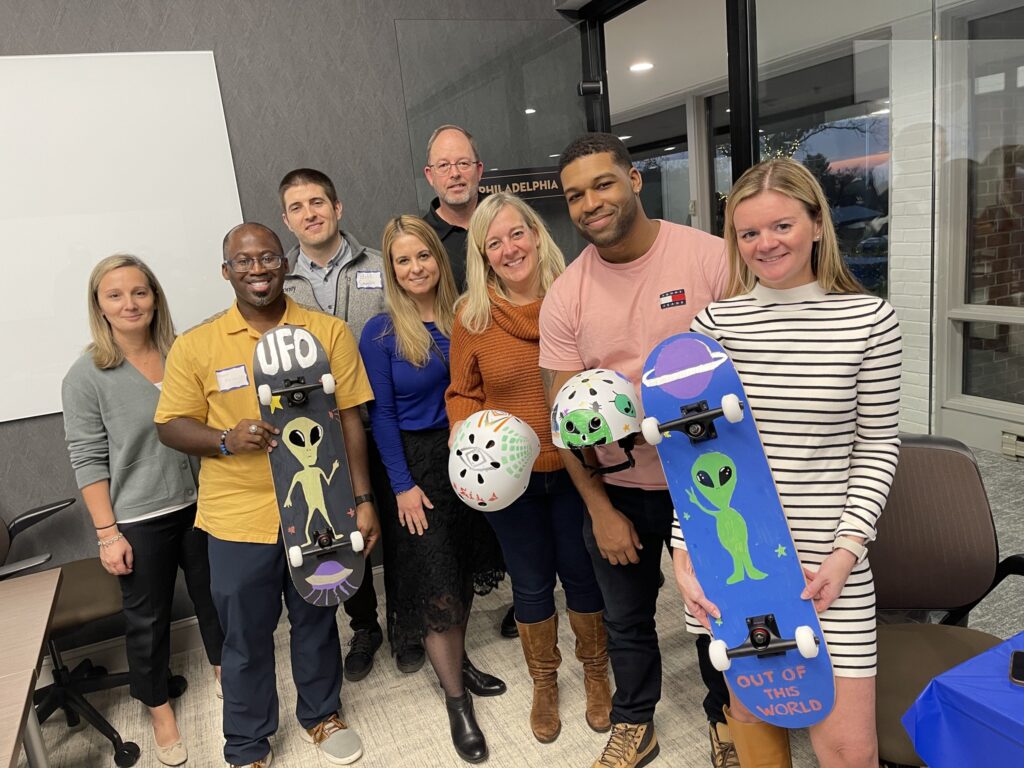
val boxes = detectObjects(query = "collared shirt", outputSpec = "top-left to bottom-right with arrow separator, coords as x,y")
155,297 -> 373,544
291,239 -> 353,315
424,197 -> 473,289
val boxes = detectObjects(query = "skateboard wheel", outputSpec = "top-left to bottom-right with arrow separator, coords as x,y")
709,639 -> 731,671
321,373 -> 336,395
288,545 -> 304,569
721,394 -> 744,423
795,625 -> 819,659
257,384 -> 273,406
640,416 -> 664,445
349,530 -> 364,553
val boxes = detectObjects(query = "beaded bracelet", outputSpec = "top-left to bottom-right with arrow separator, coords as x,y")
97,533 -> 125,548
219,429 -> 232,456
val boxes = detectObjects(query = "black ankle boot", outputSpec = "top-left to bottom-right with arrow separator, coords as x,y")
462,655 -> 507,696
445,693 -> 488,763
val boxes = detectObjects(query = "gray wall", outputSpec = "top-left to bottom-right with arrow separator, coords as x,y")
0,0 -> 574,630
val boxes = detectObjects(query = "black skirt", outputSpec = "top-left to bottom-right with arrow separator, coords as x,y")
382,428 -> 505,648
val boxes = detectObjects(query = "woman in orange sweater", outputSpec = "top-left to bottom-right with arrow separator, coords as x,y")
446,192 -> 610,744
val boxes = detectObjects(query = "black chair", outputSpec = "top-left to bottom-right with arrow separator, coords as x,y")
0,499 -> 142,766
871,434 -> 1024,767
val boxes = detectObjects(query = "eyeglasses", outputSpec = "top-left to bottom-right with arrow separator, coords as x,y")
428,159 -> 478,176
223,254 -> 283,273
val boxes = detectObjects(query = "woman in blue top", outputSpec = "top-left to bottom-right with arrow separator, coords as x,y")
358,215 -> 505,764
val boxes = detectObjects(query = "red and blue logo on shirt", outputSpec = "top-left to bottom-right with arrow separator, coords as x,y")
659,289 -> 687,309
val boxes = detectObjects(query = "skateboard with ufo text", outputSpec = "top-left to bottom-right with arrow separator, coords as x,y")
640,332 -> 834,727
253,325 -> 365,607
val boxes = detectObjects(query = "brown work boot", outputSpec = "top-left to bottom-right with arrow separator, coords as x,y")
516,614 -> 561,742
568,609 -> 612,732
591,722 -> 659,768
708,720 -> 739,768
723,706 -> 791,767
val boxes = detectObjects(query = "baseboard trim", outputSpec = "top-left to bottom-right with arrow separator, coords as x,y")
37,564 -> 386,688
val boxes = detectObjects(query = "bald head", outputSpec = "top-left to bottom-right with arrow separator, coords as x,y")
222,222 -> 283,259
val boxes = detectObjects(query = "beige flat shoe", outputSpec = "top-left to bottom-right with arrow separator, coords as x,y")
155,739 -> 188,766
215,677 -> 223,699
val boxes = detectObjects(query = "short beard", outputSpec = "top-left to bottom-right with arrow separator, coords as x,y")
579,195 -> 639,248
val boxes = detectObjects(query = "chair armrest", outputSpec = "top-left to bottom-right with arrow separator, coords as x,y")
0,553 -> 52,580
942,553 -> 1024,626
8,498 -> 76,540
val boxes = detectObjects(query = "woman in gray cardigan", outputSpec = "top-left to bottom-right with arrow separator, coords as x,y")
62,255 -> 224,767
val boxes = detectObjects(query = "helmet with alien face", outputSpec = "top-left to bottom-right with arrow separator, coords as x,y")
550,369 -> 642,475
448,410 -> 541,511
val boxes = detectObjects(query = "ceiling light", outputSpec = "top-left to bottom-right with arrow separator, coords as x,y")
524,108 -> 536,115
548,154 -> 560,158
629,62 -> 654,73
725,108 -> 731,113
870,108 -> 891,115
618,135 -> 632,140
664,146 -> 676,152
489,168 -> 498,171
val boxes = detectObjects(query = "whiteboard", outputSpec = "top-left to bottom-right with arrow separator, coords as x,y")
0,51 -> 243,422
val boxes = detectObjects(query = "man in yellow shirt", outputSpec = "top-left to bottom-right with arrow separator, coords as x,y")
156,222 -> 378,768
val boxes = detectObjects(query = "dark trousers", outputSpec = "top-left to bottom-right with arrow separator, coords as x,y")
208,534 -> 342,765
582,484 -> 728,725
485,470 -> 603,623
341,430 -> 385,637
118,504 -> 223,707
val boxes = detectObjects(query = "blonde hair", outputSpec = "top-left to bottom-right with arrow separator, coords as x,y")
723,158 -> 862,297
458,193 -> 566,334
86,254 -> 175,370
380,216 -> 459,366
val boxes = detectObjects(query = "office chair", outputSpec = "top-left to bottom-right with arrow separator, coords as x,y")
871,433 -> 1024,767
0,499 -> 141,766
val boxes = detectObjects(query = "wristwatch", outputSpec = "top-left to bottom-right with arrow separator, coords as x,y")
354,493 -> 375,507
833,536 -> 868,564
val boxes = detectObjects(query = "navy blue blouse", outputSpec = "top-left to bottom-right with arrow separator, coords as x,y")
358,313 -> 450,494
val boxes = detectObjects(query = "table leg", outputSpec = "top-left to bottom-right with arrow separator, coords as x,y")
22,706 -> 50,768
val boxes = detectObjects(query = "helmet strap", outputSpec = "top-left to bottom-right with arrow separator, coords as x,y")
569,434 -> 638,477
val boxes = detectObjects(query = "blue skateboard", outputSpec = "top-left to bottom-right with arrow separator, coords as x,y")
640,332 -> 834,728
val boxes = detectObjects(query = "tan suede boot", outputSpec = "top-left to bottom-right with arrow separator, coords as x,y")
516,615 -> 561,743
723,706 -> 792,768
568,609 -> 612,732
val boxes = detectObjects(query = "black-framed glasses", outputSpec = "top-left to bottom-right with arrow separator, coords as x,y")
223,254 -> 283,273
428,159 -> 478,175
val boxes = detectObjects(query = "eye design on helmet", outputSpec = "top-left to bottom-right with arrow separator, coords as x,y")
448,410 -> 541,511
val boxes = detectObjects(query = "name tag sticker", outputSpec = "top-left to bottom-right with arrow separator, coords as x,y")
216,365 -> 249,392
356,270 -> 383,289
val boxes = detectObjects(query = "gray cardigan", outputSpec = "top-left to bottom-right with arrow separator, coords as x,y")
62,353 -> 199,521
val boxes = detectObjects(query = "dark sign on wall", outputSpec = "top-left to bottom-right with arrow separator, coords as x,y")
479,166 -> 563,201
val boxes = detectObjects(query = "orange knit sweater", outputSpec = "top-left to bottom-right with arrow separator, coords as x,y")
446,292 -> 562,473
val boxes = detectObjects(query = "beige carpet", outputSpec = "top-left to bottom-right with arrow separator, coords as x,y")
19,550 -> 819,768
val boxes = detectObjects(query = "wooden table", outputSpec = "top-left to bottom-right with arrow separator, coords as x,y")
0,568 -> 62,768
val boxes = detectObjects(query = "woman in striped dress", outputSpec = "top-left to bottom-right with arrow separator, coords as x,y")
671,158 -> 901,768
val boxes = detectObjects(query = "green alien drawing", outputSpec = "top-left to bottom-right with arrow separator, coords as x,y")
283,416 -> 340,546
614,393 -> 636,418
685,451 -> 767,585
559,409 -> 613,447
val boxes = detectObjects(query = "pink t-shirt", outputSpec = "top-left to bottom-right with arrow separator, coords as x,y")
539,220 -> 728,489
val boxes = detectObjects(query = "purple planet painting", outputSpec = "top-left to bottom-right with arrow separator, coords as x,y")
641,337 -> 728,399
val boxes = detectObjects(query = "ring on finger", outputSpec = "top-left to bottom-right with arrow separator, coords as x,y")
249,424 -> 259,435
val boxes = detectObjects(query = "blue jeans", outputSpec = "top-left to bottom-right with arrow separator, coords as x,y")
208,535 -> 342,764
484,469 -> 603,623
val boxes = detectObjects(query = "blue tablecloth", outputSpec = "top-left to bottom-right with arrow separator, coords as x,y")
902,631 -> 1024,767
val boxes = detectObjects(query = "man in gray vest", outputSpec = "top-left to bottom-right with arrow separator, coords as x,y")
280,167 -> 425,677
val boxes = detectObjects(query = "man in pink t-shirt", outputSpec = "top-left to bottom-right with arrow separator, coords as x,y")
539,133 -> 733,768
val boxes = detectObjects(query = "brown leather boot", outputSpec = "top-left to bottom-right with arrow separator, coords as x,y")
723,706 -> 792,767
516,615 -> 561,742
568,609 -> 612,732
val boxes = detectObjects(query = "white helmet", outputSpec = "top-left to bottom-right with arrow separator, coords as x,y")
449,410 -> 541,511
550,369 -> 641,474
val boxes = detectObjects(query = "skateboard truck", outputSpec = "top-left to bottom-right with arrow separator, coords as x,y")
708,614 -> 820,672
287,524 -> 365,569
641,394 -> 744,446
258,374 -> 336,408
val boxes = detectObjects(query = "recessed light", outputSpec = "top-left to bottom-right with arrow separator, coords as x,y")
664,146 -> 676,152
870,108 -> 891,115
548,154 -> 560,158
489,168 -> 498,171
618,135 -> 632,140
629,62 -> 654,73
524,108 -> 537,115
